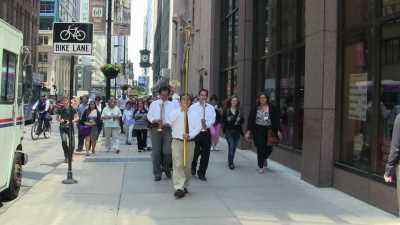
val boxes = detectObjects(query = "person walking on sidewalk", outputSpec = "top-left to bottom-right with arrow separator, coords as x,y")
102,98 -> 122,154
222,95 -> 244,170
384,113 -> 400,209
122,101 -> 135,145
191,89 -> 216,181
56,97 -> 79,163
134,99 -> 149,152
245,92 -> 280,174
147,86 -> 175,181
76,95 -> 89,152
118,92 -> 129,134
167,95 -> 201,199
81,101 -> 102,156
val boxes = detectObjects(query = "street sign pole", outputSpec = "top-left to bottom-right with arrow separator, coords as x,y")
63,55 -> 77,184
53,22 -> 93,185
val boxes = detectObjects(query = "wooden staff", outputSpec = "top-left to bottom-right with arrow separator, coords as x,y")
183,23 -> 192,167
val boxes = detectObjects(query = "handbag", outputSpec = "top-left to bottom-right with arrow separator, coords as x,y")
267,129 -> 280,145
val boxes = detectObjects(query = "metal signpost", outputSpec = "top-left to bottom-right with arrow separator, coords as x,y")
53,22 -> 93,184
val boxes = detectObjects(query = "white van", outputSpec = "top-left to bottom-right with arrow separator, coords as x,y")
0,18 -> 28,202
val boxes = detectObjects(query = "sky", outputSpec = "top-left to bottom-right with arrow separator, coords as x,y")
128,0 -> 147,80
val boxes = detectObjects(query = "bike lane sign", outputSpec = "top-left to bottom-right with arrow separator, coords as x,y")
53,23 -> 93,55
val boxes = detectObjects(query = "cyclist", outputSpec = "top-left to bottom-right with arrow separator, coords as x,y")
32,94 -> 51,135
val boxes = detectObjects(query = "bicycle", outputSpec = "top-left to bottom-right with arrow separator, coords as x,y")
31,111 -> 52,140
60,25 -> 86,41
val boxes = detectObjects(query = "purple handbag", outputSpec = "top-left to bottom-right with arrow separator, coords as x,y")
79,125 -> 92,137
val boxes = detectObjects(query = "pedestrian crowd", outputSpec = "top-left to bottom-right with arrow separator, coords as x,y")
52,83 -> 283,199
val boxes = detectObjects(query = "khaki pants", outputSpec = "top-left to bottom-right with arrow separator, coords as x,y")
172,139 -> 194,191
104,127 -> 120,151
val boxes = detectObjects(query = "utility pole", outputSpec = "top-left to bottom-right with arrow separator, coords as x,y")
106,0 -> 112,100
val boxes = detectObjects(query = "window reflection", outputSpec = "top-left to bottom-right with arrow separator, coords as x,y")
340,40 -> 372,170
378,21 -> 400,174
383,0 -> 400,17
259,0 -> 304,150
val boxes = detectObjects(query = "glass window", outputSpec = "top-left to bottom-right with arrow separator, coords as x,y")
340,39 -> 372,171
39,36 -> 49,45
1,51 -> 17,103
38,52 -> 48,63
257,0 -> 304,150
40,2 -> 55,14
220,0 -> 239,99
383,0 -> 400,17
378,20 -> 400,175
344,0 -> 369,31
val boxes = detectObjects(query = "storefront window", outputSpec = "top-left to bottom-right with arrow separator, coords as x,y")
220,0 -> 239,98
339,0 -> 400,176
257,0 -> 304,150
340,40 -> 372,171
378,20 -> 400,175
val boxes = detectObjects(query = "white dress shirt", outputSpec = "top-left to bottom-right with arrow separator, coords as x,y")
171,93 -> 181,109
167,108 -> 202,140
118,96 -> 128,110
146,99 -> 175,125
189,102 -> 216,129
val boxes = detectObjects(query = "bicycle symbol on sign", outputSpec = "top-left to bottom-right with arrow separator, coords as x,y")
60,25 -> 86,41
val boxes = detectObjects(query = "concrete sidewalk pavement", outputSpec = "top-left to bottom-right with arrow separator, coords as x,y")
0,135 -> 399,225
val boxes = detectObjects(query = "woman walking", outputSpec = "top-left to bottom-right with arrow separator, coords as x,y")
81,101 -> 102,156
222,96 -> 244,170
134,99 -> 149,152
245,93 -> 280,173
210,95 -> 222,151
122,101 -> 135,145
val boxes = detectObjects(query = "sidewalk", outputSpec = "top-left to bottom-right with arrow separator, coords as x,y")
0,134 -> 399,225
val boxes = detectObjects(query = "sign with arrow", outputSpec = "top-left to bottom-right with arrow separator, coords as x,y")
53,23 -> 93,55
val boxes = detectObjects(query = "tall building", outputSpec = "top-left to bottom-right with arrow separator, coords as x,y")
0,0 -> 40,72
38,0 -> 80,96
111,0 -> 131,96
152,0 -> 171,93
140,0 -> 154,93
169,0 -> 400,215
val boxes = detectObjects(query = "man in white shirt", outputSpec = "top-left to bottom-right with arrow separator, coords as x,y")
147,86 -> 175,181
101,97 -> 122,153
118,92 -> 129,133
190,89 -> 216,181
167,95 -> 201,199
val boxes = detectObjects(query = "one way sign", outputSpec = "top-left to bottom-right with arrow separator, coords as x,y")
53,22 -> 93,55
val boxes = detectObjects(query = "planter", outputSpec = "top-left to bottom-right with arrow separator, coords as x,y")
101,64 -> 121,79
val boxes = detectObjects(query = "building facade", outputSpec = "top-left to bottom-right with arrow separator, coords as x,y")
0,0 -> 40,72
152,0 -> 171,92
203,0 -> 400,214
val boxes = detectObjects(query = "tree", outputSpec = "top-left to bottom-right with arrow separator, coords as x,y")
129,85 -> 147,97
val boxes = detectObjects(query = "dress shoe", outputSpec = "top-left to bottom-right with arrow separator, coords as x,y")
174,189 -> 185,199
184,188 -> 188,194
165,170 -> 172,179
154,176 -> 161,181
198,175 -> 207,181
229,164 -> 235,170
191,169 -> 196,176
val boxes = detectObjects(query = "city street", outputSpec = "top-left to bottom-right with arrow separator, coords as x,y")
0,122 -> 399,225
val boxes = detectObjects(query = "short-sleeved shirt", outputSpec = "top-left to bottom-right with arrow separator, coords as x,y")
102,106 -> 122,128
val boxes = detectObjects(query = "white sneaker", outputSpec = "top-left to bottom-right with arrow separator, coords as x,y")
258,168 -> 265,174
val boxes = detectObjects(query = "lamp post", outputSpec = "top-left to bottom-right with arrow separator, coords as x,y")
106,0 -> 112,101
